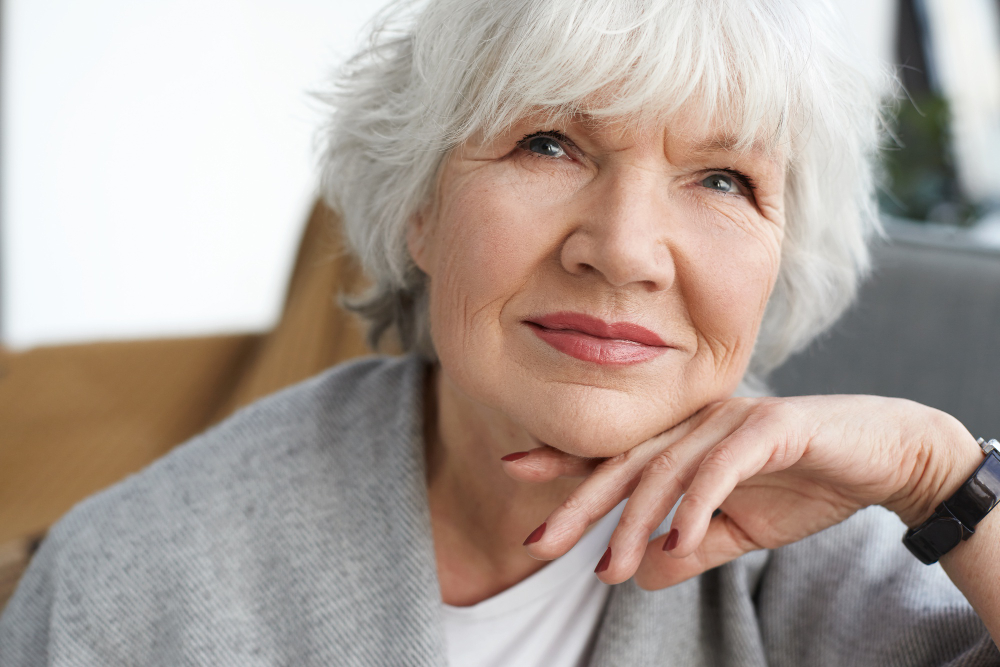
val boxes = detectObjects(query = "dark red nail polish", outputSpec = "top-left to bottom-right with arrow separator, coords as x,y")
663,529 -> 679,551
595,547 -> 612,573
501,451 -> 529,462
523,523 -> 546,545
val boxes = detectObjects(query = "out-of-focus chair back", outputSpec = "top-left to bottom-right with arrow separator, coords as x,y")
0,202 -> 373,611
770,222 -> 1000,439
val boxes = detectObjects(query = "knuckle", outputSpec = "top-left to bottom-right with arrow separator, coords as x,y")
751,397 -> 790,422
645,449 -> 682,477
703,445 -> 738,471
613,511 -> 641,536
680,489 -> 711,512
559,493 -> 593,524
561,492 -> 586,514
621,443 -> 657,467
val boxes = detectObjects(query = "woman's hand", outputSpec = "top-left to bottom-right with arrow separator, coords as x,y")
502,395 -> 984,589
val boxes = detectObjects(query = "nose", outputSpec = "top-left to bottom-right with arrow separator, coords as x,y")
559,169 -> 676,291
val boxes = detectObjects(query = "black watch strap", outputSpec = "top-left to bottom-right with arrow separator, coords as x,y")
903,438 -> 1000,565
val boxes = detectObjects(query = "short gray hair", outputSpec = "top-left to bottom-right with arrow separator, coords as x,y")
319,0 -> 893,377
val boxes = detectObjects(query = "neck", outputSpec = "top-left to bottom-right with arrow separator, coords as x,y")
424,364 -> 581,607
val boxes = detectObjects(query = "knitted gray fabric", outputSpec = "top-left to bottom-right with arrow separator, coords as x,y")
1,355 -> 997,666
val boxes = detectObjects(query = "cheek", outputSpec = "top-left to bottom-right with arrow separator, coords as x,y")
676,207 -> 782,375
425,175 -> 561,356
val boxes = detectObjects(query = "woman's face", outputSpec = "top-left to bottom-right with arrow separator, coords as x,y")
408,114 -> 787,457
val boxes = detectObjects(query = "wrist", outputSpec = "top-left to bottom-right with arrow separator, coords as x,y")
886,411 -> 983,529
902,438 -> 1000,565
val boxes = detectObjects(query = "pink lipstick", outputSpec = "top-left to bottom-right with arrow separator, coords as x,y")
526,312 -> 670,365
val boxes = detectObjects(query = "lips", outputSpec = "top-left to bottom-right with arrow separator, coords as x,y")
525,311 -> 670,365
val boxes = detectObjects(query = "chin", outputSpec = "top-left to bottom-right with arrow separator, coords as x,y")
501,383 -> 686,459
493,365 -> 745,459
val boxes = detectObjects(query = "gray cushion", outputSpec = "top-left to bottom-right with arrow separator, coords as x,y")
769,224 -> 1000,439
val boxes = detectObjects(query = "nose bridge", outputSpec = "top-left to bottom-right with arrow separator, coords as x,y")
561,165 -> 675,290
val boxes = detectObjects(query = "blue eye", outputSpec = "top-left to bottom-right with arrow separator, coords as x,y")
525,135 -> 566,158
701,174 -> 738,193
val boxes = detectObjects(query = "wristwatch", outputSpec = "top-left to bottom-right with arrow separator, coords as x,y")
903,438 -> 1000,565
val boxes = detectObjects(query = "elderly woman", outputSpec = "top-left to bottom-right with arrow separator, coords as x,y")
2,0 -> 999,664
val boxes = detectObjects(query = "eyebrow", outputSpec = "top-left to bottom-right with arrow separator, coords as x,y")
686,135 -> 772,157
681,135 -> 787,173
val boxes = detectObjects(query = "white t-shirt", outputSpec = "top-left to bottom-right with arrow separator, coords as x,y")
442,502 -> 625,667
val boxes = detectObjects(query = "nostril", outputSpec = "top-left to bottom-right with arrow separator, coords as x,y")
558,220 -> 675,291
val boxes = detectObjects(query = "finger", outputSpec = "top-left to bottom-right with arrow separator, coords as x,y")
665,417 -> 804,558
634,512 -> 764,590
522,451 -> 644,560
500,446 -> 600,482
596,410 -> 750,583
525,412 -> 713,562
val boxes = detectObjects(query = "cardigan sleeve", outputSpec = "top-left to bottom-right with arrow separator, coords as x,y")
0,537 -> 56,665
0,512 -> 130,667
756,506 -> 1000,666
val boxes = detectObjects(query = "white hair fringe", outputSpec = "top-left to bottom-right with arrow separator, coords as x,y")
319,0 -> 895,378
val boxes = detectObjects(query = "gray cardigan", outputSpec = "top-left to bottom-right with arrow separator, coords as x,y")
1,355 -> 997,666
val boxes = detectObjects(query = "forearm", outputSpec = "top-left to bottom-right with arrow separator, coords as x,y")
941,506 -> 1000,645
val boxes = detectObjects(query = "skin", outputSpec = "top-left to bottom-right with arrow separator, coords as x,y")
408,113 -> 1000,644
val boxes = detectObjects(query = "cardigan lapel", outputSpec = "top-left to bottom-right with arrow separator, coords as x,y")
301,356 -> 448,666
589,551 -> 771,666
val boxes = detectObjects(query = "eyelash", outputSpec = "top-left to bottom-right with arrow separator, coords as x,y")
515,131 -> 758,196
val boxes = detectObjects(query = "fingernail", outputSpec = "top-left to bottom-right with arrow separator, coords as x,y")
595,547 -> 612,573
712,508 -> 722,518
501,451 -> 529,462
523,523 -> 546,545
662,529 -> 679,551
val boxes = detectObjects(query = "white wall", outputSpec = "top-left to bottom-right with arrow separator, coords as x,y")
839,0 -> 899,70
2,0 -> 378,348
0,0 -> 900,349
923,0 -> 1000,204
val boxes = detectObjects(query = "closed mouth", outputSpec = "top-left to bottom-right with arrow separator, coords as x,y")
525,311 -> 670,365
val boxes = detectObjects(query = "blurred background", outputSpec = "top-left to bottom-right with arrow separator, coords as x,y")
1,0 -> 375,349
3,0 -> 999,350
